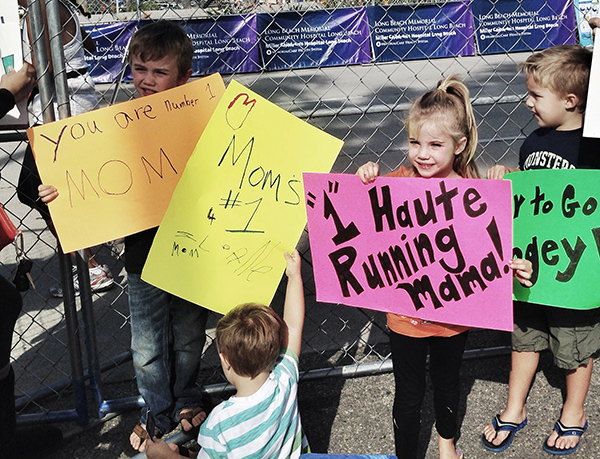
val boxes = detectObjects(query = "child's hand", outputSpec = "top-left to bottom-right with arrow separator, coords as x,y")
510,258 -> 533,287
589,17 -> 600,35
38,184 -> 58,203
357,161 -> 380,184
145,437 -> 181,459
284,249 -> 301,279
486,165 -> 512,180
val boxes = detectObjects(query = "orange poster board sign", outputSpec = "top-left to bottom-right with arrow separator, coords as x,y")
27,74 -> 225,253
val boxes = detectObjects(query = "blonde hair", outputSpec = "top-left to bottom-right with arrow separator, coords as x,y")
405,75 -> 480,179
519,45 -> 592,113
216,303 -> 285,379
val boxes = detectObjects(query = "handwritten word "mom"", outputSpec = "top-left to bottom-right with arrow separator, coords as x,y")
64,148 -> 177,207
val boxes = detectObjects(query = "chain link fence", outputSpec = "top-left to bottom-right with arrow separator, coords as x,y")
1,0 -> 585,428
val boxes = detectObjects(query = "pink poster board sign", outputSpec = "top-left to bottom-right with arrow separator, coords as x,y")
304,172 -> 515,331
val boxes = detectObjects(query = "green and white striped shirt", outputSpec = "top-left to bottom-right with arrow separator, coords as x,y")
197,349 -> 309,458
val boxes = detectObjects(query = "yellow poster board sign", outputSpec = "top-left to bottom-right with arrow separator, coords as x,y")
142,80 -> 343,314
27,74 -> 226,253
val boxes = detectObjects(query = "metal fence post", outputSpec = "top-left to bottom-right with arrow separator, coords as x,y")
25,0 -> 89,426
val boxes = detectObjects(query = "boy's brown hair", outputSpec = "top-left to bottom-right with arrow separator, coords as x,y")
216,303 -> 286,379
519,44 -> 592,113
127,20 -> 193,78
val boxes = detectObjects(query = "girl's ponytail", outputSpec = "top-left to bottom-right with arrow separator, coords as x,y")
406,75 -> 480,178
438,76 -> 479,178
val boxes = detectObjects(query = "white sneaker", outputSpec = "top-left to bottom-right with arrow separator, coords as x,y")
49,264 -> 115,298
88,264 -> 115,292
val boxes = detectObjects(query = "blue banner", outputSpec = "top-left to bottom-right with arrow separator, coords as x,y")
83,2 -> 578,83
84,21 -> 137,83
472,0 -> 576,54
367,1 -> 475,62
257,8 -> 371,71
184,15 -> 260,76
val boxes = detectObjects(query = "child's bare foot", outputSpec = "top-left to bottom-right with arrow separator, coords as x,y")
481,410 -> 527,451
438,435 -> 462,459
544,413 -> 587,454
129,423 -> 148,452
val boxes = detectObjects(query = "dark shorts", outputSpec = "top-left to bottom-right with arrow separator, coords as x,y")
512,301 -> 600,370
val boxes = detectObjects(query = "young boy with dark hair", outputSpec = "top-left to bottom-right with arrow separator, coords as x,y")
124,20 -> 211,454
482,44 -> 600,456
145,249 -> 309,458
39,20 -> 209,454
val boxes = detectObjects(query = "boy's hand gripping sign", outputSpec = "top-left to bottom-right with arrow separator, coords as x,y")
141,81 -> 342,314
304,173 -> 514,331
510,170 -> 600,309
27,74 -> 226,253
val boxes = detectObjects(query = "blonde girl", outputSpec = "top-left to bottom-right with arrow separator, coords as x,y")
357,75 -> 532,459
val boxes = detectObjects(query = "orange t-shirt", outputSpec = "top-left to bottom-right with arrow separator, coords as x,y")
383,165 -> 470,338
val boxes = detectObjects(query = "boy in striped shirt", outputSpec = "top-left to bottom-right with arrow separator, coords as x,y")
146,249 -> 309,458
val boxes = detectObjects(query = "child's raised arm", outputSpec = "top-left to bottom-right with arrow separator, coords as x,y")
283,249 -> 305,357
356,161 -> 380,184
510,258 -> 533,287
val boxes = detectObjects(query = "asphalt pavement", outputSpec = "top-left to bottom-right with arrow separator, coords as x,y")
40,334 -> 600,459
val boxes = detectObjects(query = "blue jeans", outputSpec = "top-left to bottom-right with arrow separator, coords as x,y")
128,274 -> 208,433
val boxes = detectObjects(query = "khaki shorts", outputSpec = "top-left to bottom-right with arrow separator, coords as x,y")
512,301 -> 600,370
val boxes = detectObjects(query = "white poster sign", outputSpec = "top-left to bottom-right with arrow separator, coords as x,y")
584,32 -> 600,138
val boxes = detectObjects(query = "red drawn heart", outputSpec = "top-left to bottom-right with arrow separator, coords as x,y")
225,93 -> 256,130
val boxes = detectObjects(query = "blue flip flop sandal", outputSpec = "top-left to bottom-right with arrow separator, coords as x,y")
543,419 -> 588,455
481,414 -> 528,452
